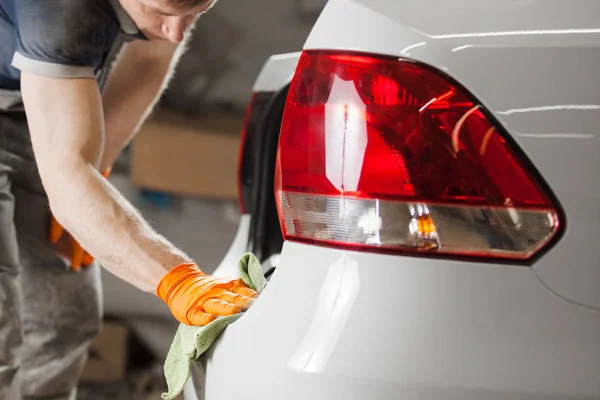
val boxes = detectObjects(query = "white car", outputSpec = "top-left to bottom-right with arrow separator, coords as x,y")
189,0 -> 600,399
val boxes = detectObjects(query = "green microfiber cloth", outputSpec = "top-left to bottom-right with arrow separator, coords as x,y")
161,253 -> 268,400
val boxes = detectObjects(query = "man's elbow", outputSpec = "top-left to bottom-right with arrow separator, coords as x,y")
39,159 -> 91,228
44,172 -> 74,225
44,186 -> 72,233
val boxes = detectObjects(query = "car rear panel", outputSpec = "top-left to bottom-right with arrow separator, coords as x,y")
205,242 -> 600,400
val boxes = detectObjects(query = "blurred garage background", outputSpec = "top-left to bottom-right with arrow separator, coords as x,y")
77,0 -> 325,398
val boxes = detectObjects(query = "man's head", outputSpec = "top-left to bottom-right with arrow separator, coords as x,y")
120,0 -> 213,43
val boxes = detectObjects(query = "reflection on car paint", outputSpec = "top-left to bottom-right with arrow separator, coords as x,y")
288,254 -> 360,374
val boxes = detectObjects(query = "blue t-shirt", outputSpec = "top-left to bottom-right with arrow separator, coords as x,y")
0,0 -> 144,107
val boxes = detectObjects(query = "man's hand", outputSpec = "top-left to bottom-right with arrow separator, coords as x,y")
49,220 -> 92,270
157,264 -> 259,326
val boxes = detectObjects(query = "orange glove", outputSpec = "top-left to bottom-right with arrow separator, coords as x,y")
49,168 -> 111,271
157,263 -> 259,326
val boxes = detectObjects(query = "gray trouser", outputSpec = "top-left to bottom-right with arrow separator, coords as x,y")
0,111 -> 103,400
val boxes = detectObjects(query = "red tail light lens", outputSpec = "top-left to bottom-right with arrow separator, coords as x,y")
275,51 -> 561,260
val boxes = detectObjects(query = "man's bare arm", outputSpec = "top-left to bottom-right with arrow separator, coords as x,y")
99,40 -> 184,172
21,72 -> 190,293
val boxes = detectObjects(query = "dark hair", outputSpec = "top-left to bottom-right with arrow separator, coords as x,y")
161,0 -> 211,9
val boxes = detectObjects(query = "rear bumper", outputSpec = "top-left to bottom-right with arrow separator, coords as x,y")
201,241 -> 600,400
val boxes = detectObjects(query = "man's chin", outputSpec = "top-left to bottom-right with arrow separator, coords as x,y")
141,29 -> 163,41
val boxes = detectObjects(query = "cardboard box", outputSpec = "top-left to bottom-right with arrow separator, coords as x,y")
131,110 -> 243,199
81,320 -> 129,383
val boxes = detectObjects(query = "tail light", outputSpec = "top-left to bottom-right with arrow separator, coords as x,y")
275,51 -> 561,261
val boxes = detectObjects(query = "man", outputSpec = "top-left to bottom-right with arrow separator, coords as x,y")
0,0 -> 258,398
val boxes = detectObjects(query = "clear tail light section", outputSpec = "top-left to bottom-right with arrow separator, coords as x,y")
275,51 -> 561,261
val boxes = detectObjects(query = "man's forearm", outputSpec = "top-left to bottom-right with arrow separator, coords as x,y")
99,40 -> 186,171
50,160 -> 191,292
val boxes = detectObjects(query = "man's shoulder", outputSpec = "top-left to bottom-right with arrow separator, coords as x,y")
12,0 -> 121,78
17,0 -> 119,48
17,0 -> 117,21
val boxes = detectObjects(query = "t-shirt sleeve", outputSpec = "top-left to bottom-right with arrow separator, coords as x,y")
11,0 -> 117,79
